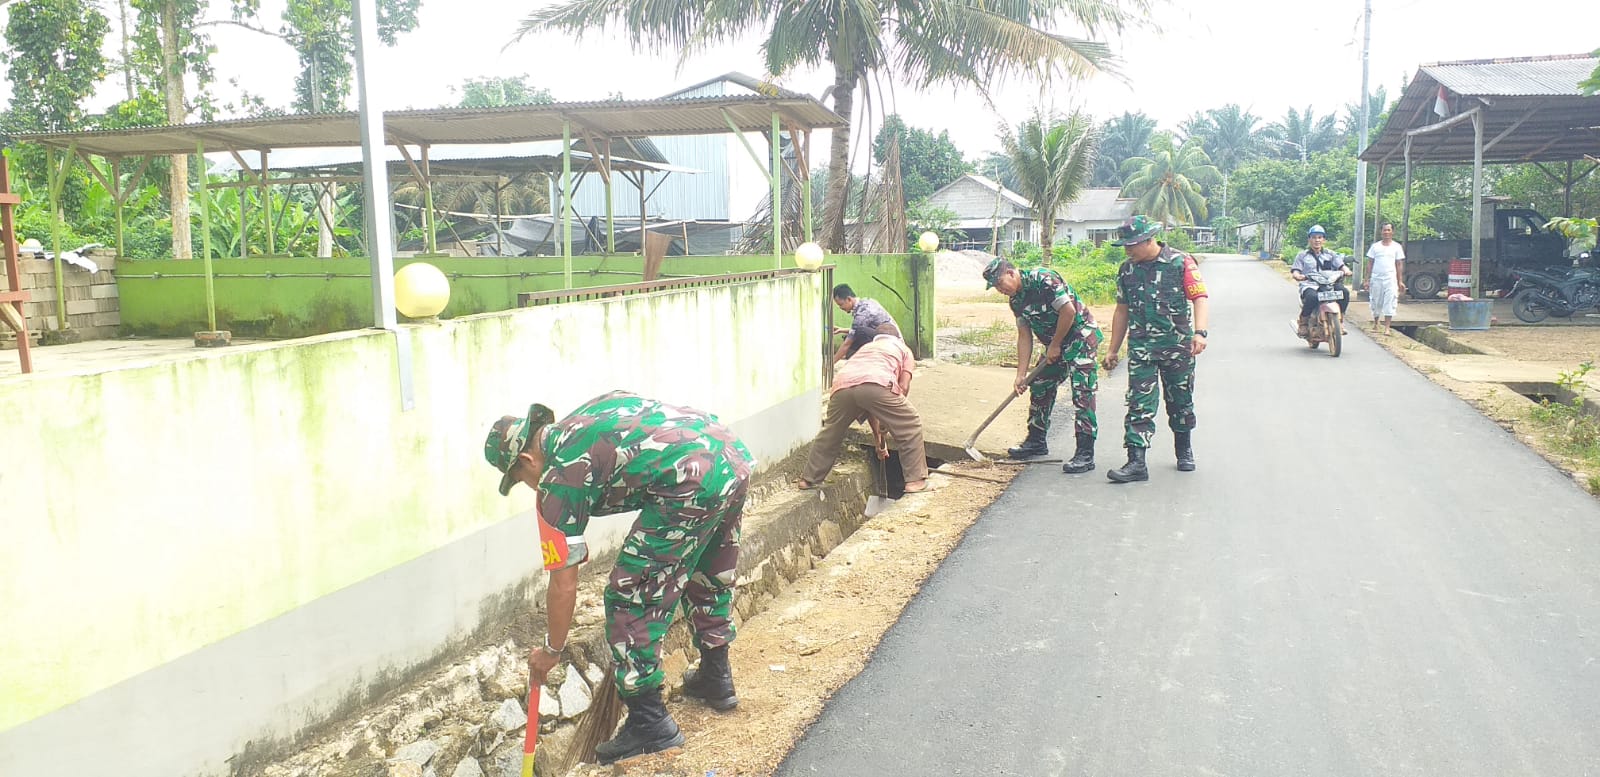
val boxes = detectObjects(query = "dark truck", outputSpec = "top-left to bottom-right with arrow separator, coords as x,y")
1401,204 -> 1572,299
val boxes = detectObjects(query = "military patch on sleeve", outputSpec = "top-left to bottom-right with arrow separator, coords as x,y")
1183,257 -> 1208,300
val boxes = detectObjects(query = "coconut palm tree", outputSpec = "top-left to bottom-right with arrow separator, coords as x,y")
516,0 -> 1150,252
1119,136 -> 1222,226
1092,111 -> 1157,187
1000,109 -> 1097,252
1263,106 -> 1339,162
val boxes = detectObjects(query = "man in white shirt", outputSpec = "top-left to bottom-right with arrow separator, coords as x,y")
1363,223 -> 1407,335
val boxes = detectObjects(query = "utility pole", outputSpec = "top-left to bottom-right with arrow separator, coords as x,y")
1352,0 -> 1373,283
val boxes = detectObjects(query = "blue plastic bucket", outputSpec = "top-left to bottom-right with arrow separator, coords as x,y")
1447,299 -> 1492,331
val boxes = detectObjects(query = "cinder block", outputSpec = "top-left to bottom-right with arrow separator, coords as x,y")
91,313 -> 120,329
20,259 -> 53,275
66,299 -> 97,315
90,284 -> 119,299
65,285 -> 90,301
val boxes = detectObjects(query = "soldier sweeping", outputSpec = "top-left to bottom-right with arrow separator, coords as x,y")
1101,215 -> 1210,482
485,390 -> 753,764
982,256 -> 1103,473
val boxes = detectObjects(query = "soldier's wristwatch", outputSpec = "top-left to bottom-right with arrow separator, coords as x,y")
1195,329 -> 1209,337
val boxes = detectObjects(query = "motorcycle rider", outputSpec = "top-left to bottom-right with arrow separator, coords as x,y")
1291,225 -> 1352,336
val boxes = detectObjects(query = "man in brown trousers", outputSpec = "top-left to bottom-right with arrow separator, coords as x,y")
795,327 -> 930,492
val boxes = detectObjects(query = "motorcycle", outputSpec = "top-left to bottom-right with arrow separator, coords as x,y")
1509,262 -> 1600,323
1293,269 -> 1347,357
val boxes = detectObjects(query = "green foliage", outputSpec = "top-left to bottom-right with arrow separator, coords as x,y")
1582,48 -> 1600,95
1,0 -> 111,132
1000,109 -> 1097,249
129,0 -> 214,118
454,75 -> 554,108
1286,187 -> 1355,254
197,179 -> 361,257
1093,111 -> 1156,187
1528,362 -> 1599,470
875,114 -> 972,204
519,0 -> 1147,251
905,200 -> 965,250
974,151 -> 1019,191
1005,240 -> 1123,304
1120,139 -> 1221,225
1263,106 -> 1340,161
1545,217 -> 1598,252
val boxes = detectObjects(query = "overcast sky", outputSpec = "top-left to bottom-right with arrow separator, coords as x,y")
5,0 -> 1597,161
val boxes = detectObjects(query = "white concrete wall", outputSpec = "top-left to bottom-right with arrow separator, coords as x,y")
0,273 -> 825,776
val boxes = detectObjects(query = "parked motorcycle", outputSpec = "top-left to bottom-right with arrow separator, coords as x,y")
1294,269 -> 1347,357
1509,263 -> 1600,323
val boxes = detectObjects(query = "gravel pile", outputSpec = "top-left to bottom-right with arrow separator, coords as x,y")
935,249 -> 994,289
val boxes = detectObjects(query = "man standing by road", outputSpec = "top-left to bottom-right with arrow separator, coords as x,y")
796,326 -> 931,492
831,284 -> 902,362
485,391 -> 754,764
1101,215 -> 1210,483
982,256 -> 1102,473
1292,225 -> 1352,336
1364,223 -> 1407,335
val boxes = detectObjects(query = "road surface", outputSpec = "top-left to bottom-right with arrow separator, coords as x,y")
777,253 -> 1600,777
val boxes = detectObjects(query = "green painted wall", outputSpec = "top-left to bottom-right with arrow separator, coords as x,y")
0,274 -> 824,733
113,253 -> 936,356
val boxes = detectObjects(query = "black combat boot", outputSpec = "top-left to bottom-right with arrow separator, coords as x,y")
1007,426 -> 1049,460
1106,447 -> 1149,483
681,644 -> 738,711
1175,432 -> 1196,472
1062,433 -> 1096,474
594,688 -> 685,765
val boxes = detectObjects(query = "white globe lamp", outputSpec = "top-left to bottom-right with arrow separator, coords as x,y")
916,231 -> 940,253
394,262 -> 451,319
795,241 -> 826,271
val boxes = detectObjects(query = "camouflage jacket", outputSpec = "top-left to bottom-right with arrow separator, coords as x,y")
1008,267 -> 1101,352
536,391 -> 755,556
1115,244 -> 1208,357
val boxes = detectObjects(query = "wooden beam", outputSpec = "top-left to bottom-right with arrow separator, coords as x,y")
1482,103 -> 1543,153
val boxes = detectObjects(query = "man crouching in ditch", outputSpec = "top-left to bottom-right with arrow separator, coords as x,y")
485,390 -> 754,764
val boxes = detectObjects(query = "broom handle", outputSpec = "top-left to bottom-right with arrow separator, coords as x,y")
522,670 -> 544,777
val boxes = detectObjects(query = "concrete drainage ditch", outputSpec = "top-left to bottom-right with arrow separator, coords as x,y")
250,445 -> 935,777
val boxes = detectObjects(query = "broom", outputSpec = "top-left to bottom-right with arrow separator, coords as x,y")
541,669 -> 624,774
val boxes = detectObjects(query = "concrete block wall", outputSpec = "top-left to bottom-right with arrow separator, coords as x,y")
0,255 -> 120,347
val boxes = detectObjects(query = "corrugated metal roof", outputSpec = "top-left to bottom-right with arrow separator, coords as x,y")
1423,54 -> 1598,96
1359,53 -> 1600,165
6,93 -> 845,157
1057,188 -> 1135,222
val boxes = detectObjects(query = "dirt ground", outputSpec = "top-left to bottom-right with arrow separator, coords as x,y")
1442,326 -> 1600,365
582,462 -> 1015,777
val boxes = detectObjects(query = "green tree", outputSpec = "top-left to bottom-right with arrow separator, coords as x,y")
1093,111 -> 1157,187
129,0 -> 213,258
454,75 -> 554,108
1119,136 -> 1221,226
1581,47 -> 1599,94
2,0 -> 110,132
974,151 -> 1019,192
1264,106 -> 1339,162
1000,109 -> 1098,251
874,114 -> 972,205
1180,104 -> 1264,219
518,0 -> 1147,252
217,0 -> 423,112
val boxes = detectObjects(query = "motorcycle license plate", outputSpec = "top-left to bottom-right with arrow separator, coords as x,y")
1316,290 -> 1343,301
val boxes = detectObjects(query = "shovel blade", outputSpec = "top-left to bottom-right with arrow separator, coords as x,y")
964,445 -> 986,462
864,495 -> 890,517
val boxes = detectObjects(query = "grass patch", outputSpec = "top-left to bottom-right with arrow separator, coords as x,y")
1527,362 -> 1600,493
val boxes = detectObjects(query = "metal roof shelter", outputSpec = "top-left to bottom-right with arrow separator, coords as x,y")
7,91 -> 844,335
1357,53 -> 1600,295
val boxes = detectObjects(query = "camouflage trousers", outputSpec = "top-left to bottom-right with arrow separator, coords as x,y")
1122,350 -> 1197,448
1028,346 -> 1099,439
604,477 -> 747,698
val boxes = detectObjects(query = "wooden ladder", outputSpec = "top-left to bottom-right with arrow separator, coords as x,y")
1,151 -> 33,374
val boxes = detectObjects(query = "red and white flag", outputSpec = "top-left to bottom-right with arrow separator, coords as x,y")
1433,86 -> 1451,118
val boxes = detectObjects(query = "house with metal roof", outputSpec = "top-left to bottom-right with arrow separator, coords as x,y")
567,72 -> 805,254
1054,188 -> 1138,245
924,174 -> 1037,253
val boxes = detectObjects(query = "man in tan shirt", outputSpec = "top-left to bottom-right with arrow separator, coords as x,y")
796,329 -> 930,493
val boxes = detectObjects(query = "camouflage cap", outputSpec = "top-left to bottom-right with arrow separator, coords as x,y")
982,257 -> 1014,289
484,403 -> 556,496
1110,214 -> 1161,246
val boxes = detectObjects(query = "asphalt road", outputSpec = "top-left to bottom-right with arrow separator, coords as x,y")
777,254 -> 1600,777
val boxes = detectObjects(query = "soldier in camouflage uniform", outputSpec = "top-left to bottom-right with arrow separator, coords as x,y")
982,257 -> 1103,472
1100,215 -> 1211,483
485,390 -> 755,764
